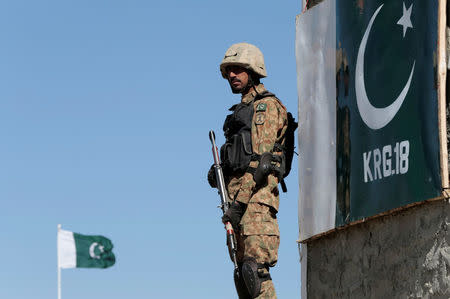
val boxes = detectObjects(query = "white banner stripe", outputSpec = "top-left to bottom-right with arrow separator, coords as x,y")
57,229 -> 76,268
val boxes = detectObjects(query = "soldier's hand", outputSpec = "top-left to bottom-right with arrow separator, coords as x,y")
222,201 -> 246,229
207,165 -> 217,188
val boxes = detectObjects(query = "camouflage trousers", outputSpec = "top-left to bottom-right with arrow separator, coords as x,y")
234,203 -> 280,299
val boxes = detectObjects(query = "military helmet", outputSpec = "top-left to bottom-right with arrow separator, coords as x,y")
220,43 -> 267,79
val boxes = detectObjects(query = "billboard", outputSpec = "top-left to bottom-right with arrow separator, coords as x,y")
296,0 -> 445,241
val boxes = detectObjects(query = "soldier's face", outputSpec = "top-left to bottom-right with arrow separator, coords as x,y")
226,65 -> 249,94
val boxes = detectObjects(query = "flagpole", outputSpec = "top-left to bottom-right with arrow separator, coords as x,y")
57,224 -> 61,299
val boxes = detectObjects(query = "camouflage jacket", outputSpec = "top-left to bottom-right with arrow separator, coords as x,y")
225,83 -> 288,212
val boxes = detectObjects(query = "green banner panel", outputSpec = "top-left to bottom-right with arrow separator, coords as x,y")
336,0 -> 441,226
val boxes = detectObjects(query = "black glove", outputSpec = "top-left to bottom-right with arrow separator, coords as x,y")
207,165 -> 217,188
222,201 -> 246,229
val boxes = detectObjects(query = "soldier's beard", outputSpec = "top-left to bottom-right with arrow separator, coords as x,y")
230,85 -> 246,94
229,80 -> 251,94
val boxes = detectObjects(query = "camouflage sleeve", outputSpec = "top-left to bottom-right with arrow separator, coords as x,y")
252,98 -> 287,154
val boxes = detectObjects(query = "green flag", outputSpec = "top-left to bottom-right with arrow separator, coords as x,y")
58,228 -> 116,269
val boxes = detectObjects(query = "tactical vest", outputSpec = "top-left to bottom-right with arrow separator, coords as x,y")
220,95 -> 255,174
220,91 -> 298,192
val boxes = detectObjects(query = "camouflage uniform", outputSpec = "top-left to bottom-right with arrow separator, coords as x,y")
226,83 -> 288,299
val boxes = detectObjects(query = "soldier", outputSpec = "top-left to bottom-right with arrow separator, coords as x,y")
208,43 -> 288,299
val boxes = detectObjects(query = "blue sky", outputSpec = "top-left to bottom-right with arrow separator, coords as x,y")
0,1 -> 301,298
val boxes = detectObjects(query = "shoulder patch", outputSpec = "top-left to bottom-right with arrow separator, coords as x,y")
255,112 -> 265,125
256,103 -> 267,112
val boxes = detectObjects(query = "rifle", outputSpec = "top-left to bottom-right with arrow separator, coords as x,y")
209,130 -> 239,277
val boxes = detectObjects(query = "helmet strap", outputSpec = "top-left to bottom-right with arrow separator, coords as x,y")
246,72 -> 261,96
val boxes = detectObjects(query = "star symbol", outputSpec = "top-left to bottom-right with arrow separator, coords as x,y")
397,2 -> 413,38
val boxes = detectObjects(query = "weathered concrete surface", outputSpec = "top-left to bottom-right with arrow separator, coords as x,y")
306,199 -> 450,299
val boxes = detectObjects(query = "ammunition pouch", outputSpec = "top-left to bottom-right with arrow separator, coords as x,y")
220,130 -> 253,174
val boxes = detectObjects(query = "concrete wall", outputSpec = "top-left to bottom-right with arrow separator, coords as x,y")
305,199 -> 450,298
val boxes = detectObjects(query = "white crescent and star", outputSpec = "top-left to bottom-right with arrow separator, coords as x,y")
355,2 -> 415,130
89,242 -> 105,259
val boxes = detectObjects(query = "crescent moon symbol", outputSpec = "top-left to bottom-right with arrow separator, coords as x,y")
89,242 -> 103,259
355,4 -> 415,130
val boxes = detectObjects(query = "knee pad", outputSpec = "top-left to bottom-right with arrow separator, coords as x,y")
241,257 -> 272,298
234,265 -> 252,299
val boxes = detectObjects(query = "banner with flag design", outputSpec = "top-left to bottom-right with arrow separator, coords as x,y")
296,0 -> 442,241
